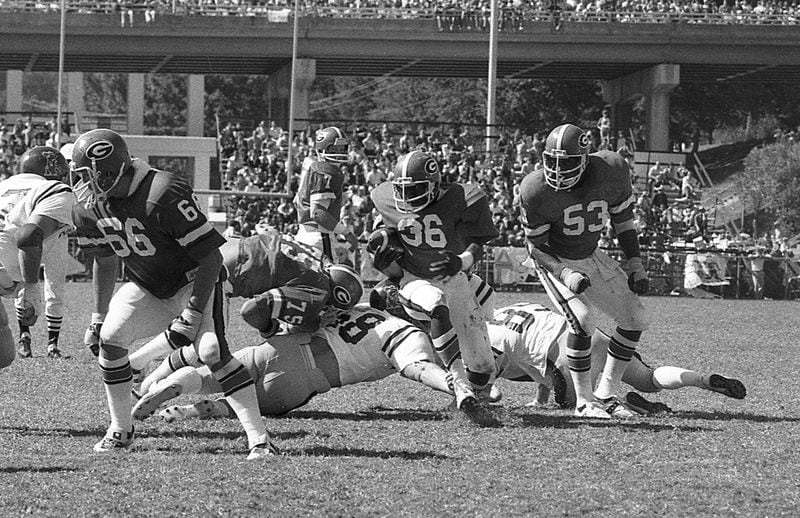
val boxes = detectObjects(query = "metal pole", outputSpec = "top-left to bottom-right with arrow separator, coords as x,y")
56,0 -> 66,148
485,0 -> 498,156
286,0 -> 301,196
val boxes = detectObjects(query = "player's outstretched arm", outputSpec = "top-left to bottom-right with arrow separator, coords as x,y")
401,361 -> 454,395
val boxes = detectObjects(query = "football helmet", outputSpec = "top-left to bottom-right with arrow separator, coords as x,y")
326,264 -> 364,310
392,150 -> 440,213
314,126 -> 349,163
17,146 -> 69,181
70,129 -> 132,208
542,123 -> 591,191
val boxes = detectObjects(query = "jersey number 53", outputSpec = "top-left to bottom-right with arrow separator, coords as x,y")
562,200 -> 609,236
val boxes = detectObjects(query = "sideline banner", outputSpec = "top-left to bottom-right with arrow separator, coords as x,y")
684,253 -> 729,289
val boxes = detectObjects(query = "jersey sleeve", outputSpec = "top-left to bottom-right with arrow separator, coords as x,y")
23,182 -> 75,230
603,152 -> 637,227
151,175 -> 225,261
459,184 -> 499,244
72,205 -> 115,257
517,174 -> 550,246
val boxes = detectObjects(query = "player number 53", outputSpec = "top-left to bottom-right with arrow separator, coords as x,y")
562,201 -> 608,236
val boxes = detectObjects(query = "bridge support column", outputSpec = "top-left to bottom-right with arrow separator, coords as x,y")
187,74 -> 205,137
67,72 -> 84,135
128,73 -> 145,135
5,70 -> 23,113
267,59 -> 316,131
602,64 -> 680,152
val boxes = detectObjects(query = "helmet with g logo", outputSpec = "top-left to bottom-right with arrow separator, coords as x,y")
315,126 -> 349,163
542,124 -> 591,191
326,264 -> 364,310
71,129 -> 132,207
391,150 -> 441,213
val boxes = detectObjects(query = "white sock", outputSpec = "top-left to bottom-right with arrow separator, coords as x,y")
652,366 -> 704,390
130,333 -> 173,372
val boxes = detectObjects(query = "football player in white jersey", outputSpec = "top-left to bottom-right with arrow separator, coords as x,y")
486,302 -> 745,413
0,146 -> 74,366
131,304 -> 458,422
370,284 -> 746,414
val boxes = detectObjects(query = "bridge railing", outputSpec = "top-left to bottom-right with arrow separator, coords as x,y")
0,2 -> 798,26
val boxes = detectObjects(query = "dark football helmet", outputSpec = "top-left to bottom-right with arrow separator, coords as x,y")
326,264 -> 364,310
392,150 -> 440,213
70,129 -> 132,208
314,126 -> 349,163
17,146 -> 69,181
542,123 -> 591,191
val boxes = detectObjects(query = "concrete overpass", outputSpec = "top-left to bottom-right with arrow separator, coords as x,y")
2,10 -> 799,149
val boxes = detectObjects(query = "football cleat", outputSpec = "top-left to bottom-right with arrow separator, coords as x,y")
132,382 -> 182,420
574,400 -> 612,419
46,347 -> 63,359
453,396 -> 501,428
596,395 -> 639,419
625,392 -> 673,415
247,441 -> 281,460
93,427 -> 135,453
17,335 -> 32,358
159,399 -> 221,422
706,374 -> 747,399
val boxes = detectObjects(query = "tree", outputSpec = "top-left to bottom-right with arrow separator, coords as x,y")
739,140 -> 800,236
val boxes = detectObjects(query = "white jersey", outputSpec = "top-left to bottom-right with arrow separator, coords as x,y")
0,174 -> 74,282
320,304 -> 434,386
488,303 -> 567,384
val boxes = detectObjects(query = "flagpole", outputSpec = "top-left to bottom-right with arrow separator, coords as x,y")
56,0 -> 66,147
485,0 -> 498,156
286,0 -> 300,196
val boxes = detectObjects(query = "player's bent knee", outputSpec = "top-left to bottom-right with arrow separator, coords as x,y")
98,342 -> 128,360
197,342 -> 222,367
429,305 -> 451,322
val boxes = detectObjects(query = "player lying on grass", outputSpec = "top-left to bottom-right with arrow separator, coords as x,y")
131,303 -> 498,427
485,302 -> 746,414
370,282 -> 746,415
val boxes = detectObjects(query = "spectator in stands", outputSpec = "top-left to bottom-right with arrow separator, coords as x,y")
597,108 -> 612,150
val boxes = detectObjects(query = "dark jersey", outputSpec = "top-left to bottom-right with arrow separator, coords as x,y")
294,157 -> 346,232
518,150 -> 635,260
75,164 -> 225,299
222,232 -> 329,299
371,182 -> 497,278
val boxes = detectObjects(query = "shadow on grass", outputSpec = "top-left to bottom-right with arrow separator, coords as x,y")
0,425 -> 103,438
674,410 -> 800,423
298,445 -> 448,460
0,466 -> 79,474
283,406 -> 445,422
517,413 -> 715,432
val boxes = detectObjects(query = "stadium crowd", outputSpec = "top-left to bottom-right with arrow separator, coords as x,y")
2,0 -> 799,28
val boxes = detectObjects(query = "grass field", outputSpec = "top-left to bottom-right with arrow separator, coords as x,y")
1,283 -> 799,517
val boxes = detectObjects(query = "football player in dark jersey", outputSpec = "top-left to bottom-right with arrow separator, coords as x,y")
518,123 -> 649,420
370,150 -> 499,426
70,129 -> 275,459
294,126 -> 358,264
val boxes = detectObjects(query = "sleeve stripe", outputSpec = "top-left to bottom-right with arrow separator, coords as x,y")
382,325 -> 420,358
176,221 -> 216,247
33,183 -> 72,207
310,192 -> 336,203
609,194 -> 635,214
524,224 -> 550,238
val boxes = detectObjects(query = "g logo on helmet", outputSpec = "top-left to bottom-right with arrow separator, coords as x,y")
85,140 -> 115,161
577,132 -> 590,149
333,285 -> 352,308
424,158 -> 439,176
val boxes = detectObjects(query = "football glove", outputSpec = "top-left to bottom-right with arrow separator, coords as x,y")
16,283 -> 43,327
625,257 -> 650,295
84,322 -> 102,357
430,250 -> 462,277
558,266 -> 591,295
165,307 -> 202,349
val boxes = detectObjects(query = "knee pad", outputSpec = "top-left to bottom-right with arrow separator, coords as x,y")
197,341 -> 222,367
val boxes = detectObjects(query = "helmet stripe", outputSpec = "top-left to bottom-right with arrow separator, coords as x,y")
554,124 -> 568,150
